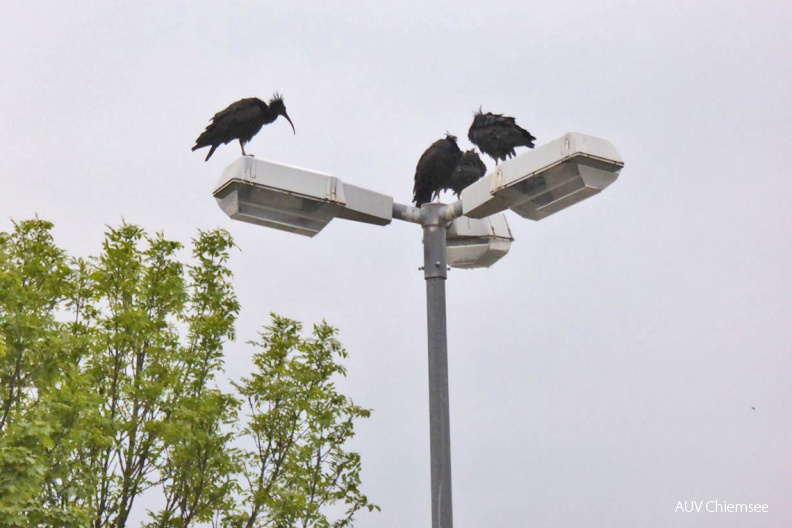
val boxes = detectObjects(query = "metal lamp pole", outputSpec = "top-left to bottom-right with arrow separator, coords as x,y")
422,204 -> 453,528
394,201 -> 463,528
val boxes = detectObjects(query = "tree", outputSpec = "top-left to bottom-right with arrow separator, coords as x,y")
0,219 -> 375,527
0,218 -> 81,526
227,316 -> 377,528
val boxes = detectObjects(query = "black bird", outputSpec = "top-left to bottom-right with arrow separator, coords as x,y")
412,134 -> 462,207
446,149 -> 486,197
192,93 -> 295,161
468,108 -> 536,164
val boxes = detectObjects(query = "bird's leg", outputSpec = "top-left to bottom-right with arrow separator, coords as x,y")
239,139 -> 247,156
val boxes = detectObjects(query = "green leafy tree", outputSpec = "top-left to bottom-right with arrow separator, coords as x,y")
0,219 -> 376,528
0,219 -> 80,526
146,230 -> 241,528
228,316 -> 378,528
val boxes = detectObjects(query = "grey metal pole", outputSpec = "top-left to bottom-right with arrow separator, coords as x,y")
421,203 -> 453,528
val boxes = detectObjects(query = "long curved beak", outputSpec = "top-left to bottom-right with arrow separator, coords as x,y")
282,112 -> 296,134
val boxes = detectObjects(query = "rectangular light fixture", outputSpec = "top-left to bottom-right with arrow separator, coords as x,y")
213,157 -> 393,237
446,213 -> 513,269
460,132 -> 624,220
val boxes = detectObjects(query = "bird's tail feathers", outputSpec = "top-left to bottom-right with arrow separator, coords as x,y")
523,130 -> 537,147
413,188 -> 433,207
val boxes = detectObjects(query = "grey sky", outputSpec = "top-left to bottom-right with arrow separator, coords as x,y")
1,0 -> 791,526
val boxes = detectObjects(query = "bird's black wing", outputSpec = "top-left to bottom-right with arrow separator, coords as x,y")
413,137 -> 461,206
194,99 -> 266,149
494,115 -> 536,149
413,144 -> 442,206
211,98 -> 263,121
448,150 -> 486,197
469,112 -> 536,162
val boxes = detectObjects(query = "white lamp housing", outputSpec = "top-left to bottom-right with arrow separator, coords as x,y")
460,132 -> 624,220
446,214 -> 513,269
213,157 -> 393,237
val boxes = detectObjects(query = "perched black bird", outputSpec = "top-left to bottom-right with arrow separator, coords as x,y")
468,109 -> 536,164
192,94 -> 295,161
446,149 -> 487,197
412,134 -> 462,207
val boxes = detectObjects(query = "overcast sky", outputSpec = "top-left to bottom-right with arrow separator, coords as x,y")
1,1 -> 791,526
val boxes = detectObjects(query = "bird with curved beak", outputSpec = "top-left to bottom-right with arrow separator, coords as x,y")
192,93 -> 295,161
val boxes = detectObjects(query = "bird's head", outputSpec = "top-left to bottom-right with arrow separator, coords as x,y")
269,93 -> 295,134
470,108 -> 488,128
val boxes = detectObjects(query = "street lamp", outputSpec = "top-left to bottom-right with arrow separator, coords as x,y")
212,132 -> 624,528
214,157 -> 393,236
461,132 -> 623,220
446,214 -> 513,269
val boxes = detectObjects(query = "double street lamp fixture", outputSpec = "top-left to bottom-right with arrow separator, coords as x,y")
213,132 -> 624,528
